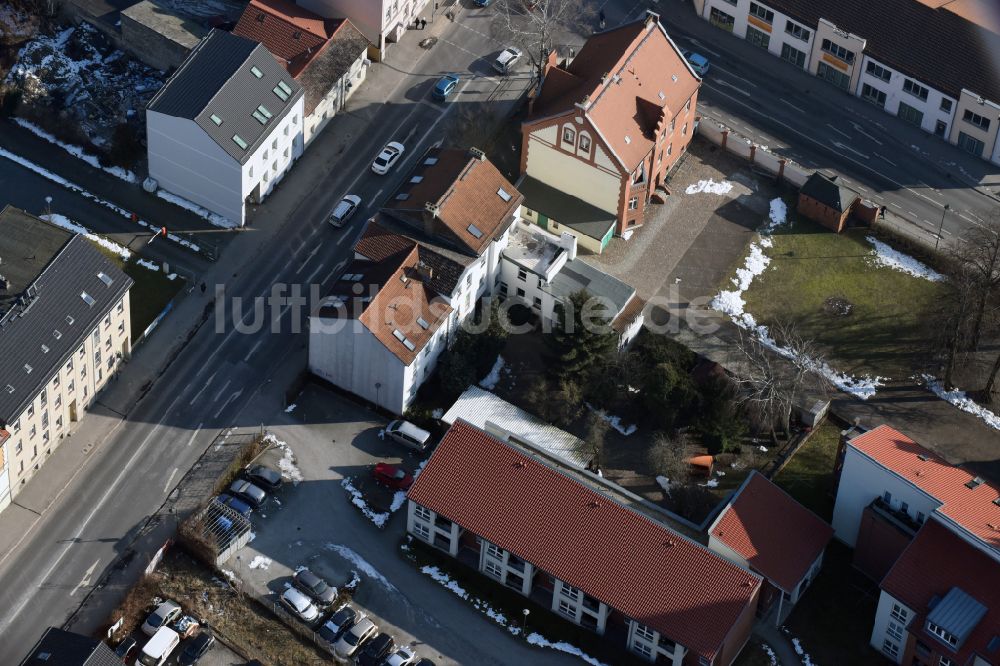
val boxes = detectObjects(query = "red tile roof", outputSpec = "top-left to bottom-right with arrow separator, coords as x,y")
711,472 -> 834,592
849,426 -> 1000,552
528,14 -> 700,171
407,421 -> 761,659
881,518 -> 1000,665
233,0 -> 342,77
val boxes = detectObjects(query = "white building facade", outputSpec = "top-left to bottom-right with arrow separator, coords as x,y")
856,55 -> 957,139
295,0 -> 430,60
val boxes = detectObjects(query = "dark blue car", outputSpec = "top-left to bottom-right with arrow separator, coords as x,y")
432,74 -> 460,101
216,493 -> 253,517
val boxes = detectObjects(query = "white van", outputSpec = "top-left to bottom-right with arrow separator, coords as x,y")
385,420 -> 432,452
139,626 -> 180,666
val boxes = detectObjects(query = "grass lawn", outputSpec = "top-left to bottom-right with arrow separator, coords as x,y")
740,213 -> 945,381
784,542 -> 884,666
97,248 -> 184,341
774,420 -> 842,521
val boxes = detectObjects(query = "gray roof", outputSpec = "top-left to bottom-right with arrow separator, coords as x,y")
800,172 -> 858,213
0,207 -> 132,425
546,258 -> 636,314
443,386 -> 591,468
147,28 -> 303,164
19,627 -> 122,666
517,175 -> 616,241
927,587 -> 988,647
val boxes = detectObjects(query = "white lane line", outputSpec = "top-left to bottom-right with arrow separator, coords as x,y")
69,558 -> 100,597
295,246 -> 321,275
685,38 -> 721,58
875,152 -> 897,166
244,339 -> 264,362
306,260 -> 326,285
709,62 -> 743,79
908,210 -> 919,216
826,123 -> 852,140
185,425 -> 202,447
779,98 -> 806,114
188,371 -> 217,405
943,229 -> 954,235
212,379 -> 232,403
831,140 -> 869,159
890,202 -> 903,209
163,467 -> 178,493
214,390 -> 243,420
323,260 -> 347,285
851,122 -> 883,145
713,79 -> 751,97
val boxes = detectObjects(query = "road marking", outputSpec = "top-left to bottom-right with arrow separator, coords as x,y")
212,379 -> 232,403
851,122 -> 883,145
687,39 -> 721,58
831,140 -> 869,159
372,188 -> 385,206
890,202 -> 903,209
779,98 -> 806,114
826,123 -> 852,140
306,259 -> 327,285
295,246 -> 321,275
185,425 -> 202,447
244,339 -> 264,362
163,467 -> 178,493
943,229 -> 954,236
69,558 -> 100,597
874,152 -> 897,166
909,210 -> 919,217
323,260 -> 347,285
214,390 -> 243,420
188,371 -> 217,405
713,79 -> 751,97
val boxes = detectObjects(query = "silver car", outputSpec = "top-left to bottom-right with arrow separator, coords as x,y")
334,616 -> 378,659
385,420 -> 432,452
329,194 -> 362,228
228,479 -> 266,508
141,600 -> 181,636
371,142 -> 405,175
280,587 -> 320,623
493,46 -> 522,74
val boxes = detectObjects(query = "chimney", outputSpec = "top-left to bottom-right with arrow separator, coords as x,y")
645,9 -> 660,27
468,147 -> 486,161
422,201 -> 439,237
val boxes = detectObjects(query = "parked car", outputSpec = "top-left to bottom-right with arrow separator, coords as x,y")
682,49 -> 710,76
228,479 -> 266,508
414,660 -> 437,666
139,626 -> 180,666
245,464 -> 282,492
432,74 -> 460,100
386,646 -> 418,666
372,462 -> 413,490
216,493 -> 253,517
493,47 -> 522,74
142,600 -> 181,637
371,142 -> 405,175
177,630 -> 216,666
292,568 -> 337,606
355,632 -> 394,666
385,420 -> 432,452
280,587 -> 320,623
320,605 -> 359,645
334,617 -> 378,659
328,194 -> 362,228
474,0 -> 492,6
113,635 -> 137,662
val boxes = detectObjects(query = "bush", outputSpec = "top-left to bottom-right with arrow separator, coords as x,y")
212,434 -> 266,496
104,574 -> 159,643
0,85 -> 22,118
104,122 -> 143,169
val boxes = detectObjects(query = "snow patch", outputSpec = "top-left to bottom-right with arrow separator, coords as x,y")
431,408 -> 444,420
526,634 -> 611,666
247,555 -> 271,570
685,179 -> 734,195
323,544 -> 397,591
264,433 -> 302,485
760,642 -> 779,666
284,403 -> 297,414
585,403 -> 637,436
655,475 -> 672,495
700,478 -> 720,488
921,374 -> 1000,431
341,477 -> 391,528
156,190 -> 236,229
866,236 -> 944,282
479,355 -> 506,390
14,118 -> 137,182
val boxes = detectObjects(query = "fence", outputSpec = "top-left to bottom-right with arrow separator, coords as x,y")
696,115 -> 811,190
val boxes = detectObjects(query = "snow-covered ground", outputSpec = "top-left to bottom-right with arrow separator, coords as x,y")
264,433 -> 303,485
585,403 -> 637,436
866,236 -> 944,282
14,118 -> 137,183
157,190 -> 236,229
479,355 -> 507,390
41,214 -> 175,280
341,460 -> 426,528
921,374 -> 1000,431
655,475 -> 672,495
685,179 -> 734,195
0,4 -> 38,41
323,543 -> 397,591
247,555 -> 271,570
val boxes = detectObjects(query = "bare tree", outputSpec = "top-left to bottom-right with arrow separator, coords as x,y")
647,431 -> 693,487
931,267 -> 978,389
584,409 -> 610,472
733,321 -> 826,439
950,209 -> 1000,351
489,0 -> 597,85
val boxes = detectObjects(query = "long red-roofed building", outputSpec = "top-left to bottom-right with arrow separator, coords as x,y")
406,420 -> 761,665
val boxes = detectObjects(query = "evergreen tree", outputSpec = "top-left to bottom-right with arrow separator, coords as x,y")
546,290 -> 617,384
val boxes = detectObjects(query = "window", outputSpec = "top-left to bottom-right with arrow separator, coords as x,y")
685,99 -> 691,113
41,412 -> 48,428
516,287 -> 526,298
865,61 -> 891,82
669,118 -> 675,132
887,621 -> 904,642
579,134 -> 591,151
562,126 -> 575,144
903,79 -> 929,101
533,296 -> 542,309
882,640 -> 899,659
484,559 -> 504,579
414,504 -> 432,522
66,359 -> 73,373
104,315 -> 110,330
116,302 -> 123,314
861,84 -> 887,109
53,375 -> 59,388
628,197 -> 638,210
749,2 -> 774,23
273,84 -> 290,101
485,542 -> 504,560
15,441 -> 22,454
898,102 -> 924,127
497,187 -> 512,202
958,131 -> 986,156
209,113 -> 223,127
27,404 -> 34,418
263,150 -> 269,161
940,98 -> 953,113
232,134 -> 248,150
883,491 -> 893,504
631,641 -> 653,658
682,123 -> 688,135
917,511 -> 926,523
781,43 -> 806,68
558,599 -> 577,618
560,583 -> 581,601
413,522 -> 430,540
32,444 -> 37,459
964,109 -> 991,131
54,394 -> 61,408
517,268 -> 528,282
634,623 -> 655,642
940,657 -> 954,666
784,20 -> 810,41
927,622 -> 958,647
252,104 -> 273,125
272,138 -> 278,150
821,38 -> 854,63
40,389 -> 47,406
900,501 -> 909,514
78,346 -> 84,359
250,65 -> 263,78
667,142 -> 673,156
118,321 -> 125,334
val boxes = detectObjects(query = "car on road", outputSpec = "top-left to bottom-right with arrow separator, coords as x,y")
682,50 -> 710,76
493,47 -> 522,74
328,194 -> 362,228
372,462 -> 413,490
355,632 -> 394,666
280,587 -> 320,623
228,479 -> 267,508
245,464 -> 282,492
386,646 -> 418,666
372,142 -> 405,175
177,630 -> 216,666
114,636 -> 137,662
317,605 -> 359,648
414,659 -> 437,666
385,420 -> 432,452
142,600 -> 182,636
334,616 -> 378,659
216,493 -> 253,517
292,568 -> 337,606
432,74 -> 460,101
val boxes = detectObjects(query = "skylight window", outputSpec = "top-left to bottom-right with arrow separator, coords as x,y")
395,193 -> 410,201
81,291 -> 95,307
53,330 -> 61,340
403,339 -> 416,351
467,224 -> 484,239
41,344 -> 49,353
251,66 -> 264,78
65,315 -> 74,325
393,329 -> 406,342
233,134 -> 249,150
210,114 -> 223,126
410,176 -> 423,183
97,271 -> 113,286
273,84 -> 290,101
5,385 -> 13,394
417,317 -> 430,329
624,135 -> 632,144
423,157 -> 438,165
24,364 -> 32,374
252,109 -> 269,125
497,187 -> 512,202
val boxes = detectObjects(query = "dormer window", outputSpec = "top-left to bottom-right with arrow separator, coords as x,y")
562,126 -> 575,144
579,134 -> 591,152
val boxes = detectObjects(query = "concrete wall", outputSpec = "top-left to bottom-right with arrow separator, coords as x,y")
808,19 -> 866,94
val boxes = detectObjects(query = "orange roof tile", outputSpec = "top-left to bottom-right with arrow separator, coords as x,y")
408,421 -> 761,660
233,0 -> 341,77
712,472 -> 834,592
849,425 -> 1000,553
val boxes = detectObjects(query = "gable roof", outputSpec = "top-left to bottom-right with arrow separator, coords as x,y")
19,627 -> 122,666
881,518 -> 1000,664
800,172 -> 859,212
147,29 -> 303,164
355,218 -> 466,296
528,13 -> 700,171
407,421 -> 761,660
711,471 -> 834,592
233,0 -> 337,77
384,148 -> 522,257
848,425 -> 1000,554
0,207 -> 132,424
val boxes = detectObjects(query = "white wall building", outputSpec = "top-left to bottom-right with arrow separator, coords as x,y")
147,29 -> 305,227
295,0 -> 430,60
856,55 -> 957,138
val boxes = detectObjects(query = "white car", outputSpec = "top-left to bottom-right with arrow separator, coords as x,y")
334,616 -> 378,659
280,587 -> 320,624
141,600 -> 181,636
371,142 -> 405,175
493,46 -> 523,74
385,646 -> 418,666
329,194 -> 362,228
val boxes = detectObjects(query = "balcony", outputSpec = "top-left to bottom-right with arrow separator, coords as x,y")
871,497 -> 922,536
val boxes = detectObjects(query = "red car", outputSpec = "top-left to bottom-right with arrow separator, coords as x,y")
372,463 -> 413,490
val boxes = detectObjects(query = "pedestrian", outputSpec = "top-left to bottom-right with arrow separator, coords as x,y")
421,18 -> 427,29
879,205 -> 886,220
599,10 -> 605,29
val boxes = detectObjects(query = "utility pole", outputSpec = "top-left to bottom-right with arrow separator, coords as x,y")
935,204 -> 950,252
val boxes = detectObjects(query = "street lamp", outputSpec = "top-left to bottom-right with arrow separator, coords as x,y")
522,608 -> 530,637
935,204 -> 951,252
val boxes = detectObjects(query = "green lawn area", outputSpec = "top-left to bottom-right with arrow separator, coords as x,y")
98,247 -> 184,341
774,420 -> 841,521
740,212 -> 945,381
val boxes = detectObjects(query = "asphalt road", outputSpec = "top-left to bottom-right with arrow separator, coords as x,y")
0,9 -> 531,662
602,0 -> 998,244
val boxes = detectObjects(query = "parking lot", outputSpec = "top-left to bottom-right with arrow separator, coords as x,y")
221,380 -> 575,666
